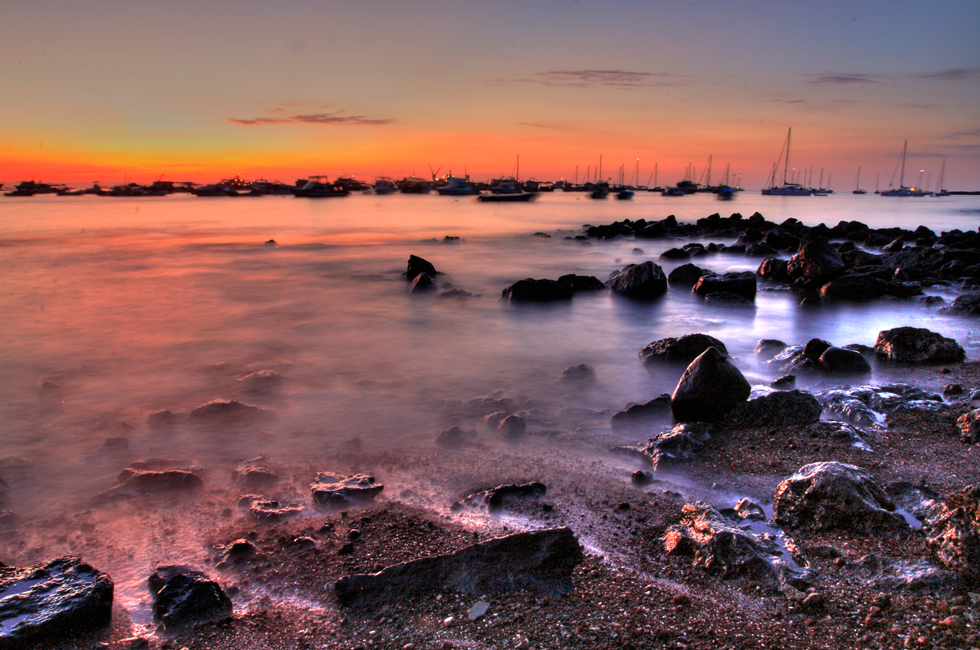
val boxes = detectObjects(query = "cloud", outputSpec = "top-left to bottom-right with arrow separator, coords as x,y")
914,68 -> 980,81
519,122 -> 567,130
764,98 -> 806,104
229,110 -> 392,126
899,103 -> 940,109
944,129 -> 980,139
803,72 -> 882,85
516,69 -> 692,89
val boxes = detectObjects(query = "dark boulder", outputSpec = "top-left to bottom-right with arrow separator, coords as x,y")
659,247 -> 690,261
556,274 -> 606,293
187,399 -> 271,422
334,527 -> 583,606
639,334 -> 729,368
436,426 -> 478,447
819,347 -> 872,375
773,462 -> 908,532
703,292 -> 755,307
642,423 -> 711,470
152,572 -> 233,629
957,410 -> 980,444
724,390 -> 822,429
786,237 -> 845,286
501,278 -> 573,303
874,327 -> 966,364
692,272 -> 756,301
764,230 -> 800,251
924,484 -> 980,580
608,261 -> 668,299
819,274 -> 887,302
556,364 -> 596,386
147,565 -> 209,594
667,263 -> 705,289
406,255 -> 437,281
770,375 -> 796,389
610,395 -> 672,432
671,347 -> 751,423
746,242 -> 779,258
0,556 -> 113,646
481,482 -> 547,508
947,292 -> 980,315
757,257 -> 790,283
311,473 -> 384,507
497,414 -> 527,438
97,460 -> 205,501
409,272 -> 437,293
754,339 -> 787,360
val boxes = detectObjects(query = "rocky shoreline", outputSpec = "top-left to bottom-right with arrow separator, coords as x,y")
3,216 -> 980,650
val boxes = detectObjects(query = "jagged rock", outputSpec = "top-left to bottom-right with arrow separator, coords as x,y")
406,255 -> 437,281
409,272 -> 437,293
334,527 -> 582,606
734,498 -> 767,521
659,247 -> 690,261
819,274 -> 887,301
556,364 -> 596,386
480,482 -> 547,508
724,390 -> 822,429
147,565 -> 209,594
667,263 -> 705,289
152,572 -> 232,629
958,410 -> 980,443
501,278 -> 572,302
642,423 -> 711,470
757,257 -> 791,283
232,455 -> 281,489
874,327 -> 966,364
311,473 -> 384,507
0,556 -> 113,646
946,292 -> 980,315
187,399 -> 271,422
786,237 -> 845,286
819,346 -> 872,375
773,462 -> 908,532
610,394 -> 672,432
608,261 -> 668,299
671,347 -> 751,423
692,272 -> 757,301
754,339 -> 788,360
849,554 -> 960,592
247,499 -> 304,521
662,503 -> 812,588
556,274 -> 606,293
639,334 -> 729,368
925,483 -> 980,580
436,426 -> 478,447
97,460 -> 205,501
497,415 -> 527,438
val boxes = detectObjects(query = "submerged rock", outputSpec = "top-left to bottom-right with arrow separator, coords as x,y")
848,554 -> 960,592
608,261 -> 668,299
692,271 -> 757,301
311,473 -> 384,507
501,278 -> 572,303
639,334 -> 729,368
146,409 -> 180,429
187,399 -> 271,422
0,556 -> 114,646
152,572 -> 232,629
671,347 -> 751,423
754,339 -> 788,361
236,370 -> 284,393
405,255 -> 438,281
97,460 -> 205,501
409,272 -> 437,293
874,327 -> 966,364
723,390 -> 822,429
232,455 -> 281,489
667,263 -> 705,289
436,426 -> 478,447
925,483 -> 980,580
556,364 -> 596,386
818,346 -> 871,375
610,394 -> 672,432
773,462 -> 908,532
334,527 -> 583,606
480,482 -> 547,508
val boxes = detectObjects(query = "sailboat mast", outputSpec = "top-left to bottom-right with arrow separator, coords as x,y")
706,155 -> 712,187
900,140 -> 907,188
516,155 -> 520,181
654,163 -> 658,188
856,166 -> 861,191
783,128 -> 792,186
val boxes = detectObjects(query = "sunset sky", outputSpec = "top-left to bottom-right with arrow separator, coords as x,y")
1,0 -> 978,189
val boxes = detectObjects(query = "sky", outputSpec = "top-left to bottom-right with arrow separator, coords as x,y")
1,0 -> 978,189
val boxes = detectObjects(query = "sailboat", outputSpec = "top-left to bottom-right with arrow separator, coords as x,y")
881,140 -> 926,197
761,128 -> 812,195
934,160 -> 950,197
852,167 -> 866,194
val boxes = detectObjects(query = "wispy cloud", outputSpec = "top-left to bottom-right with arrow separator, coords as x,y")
519,122 -> 567,130
803,72 -> 882,85
229,109 -> 392,126
914,68 -> 980,81
764,97 -> 806,104
945,129 -> 980,139
515,69 -> 692,89
899,103 -> 940,109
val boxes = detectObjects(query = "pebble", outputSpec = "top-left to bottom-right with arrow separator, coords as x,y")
442,616 -> 454,627
468,600 -> 490,620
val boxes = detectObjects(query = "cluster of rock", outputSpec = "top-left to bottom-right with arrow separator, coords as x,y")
148,399 -> 272,430
311,472 -> 384,507
404,255 -> 478,298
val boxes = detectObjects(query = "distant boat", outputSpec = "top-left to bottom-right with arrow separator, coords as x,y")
933,160 -> 950,197
4,180 -> 63,196
372,177 -> 397,195
590,182 -> 610,199
716,187 -> 735,201
661,186 -> 686,196
478,190 -> 536,202
437,176 -> 480,196
881,141 -> 926,197
760,128 -> 813,196
852,167 -> 867,194
292,176 -> 350,198
397,176 -> 430,194
615,187 -> 634,200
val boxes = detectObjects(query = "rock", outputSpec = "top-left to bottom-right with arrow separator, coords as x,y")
734,498 -> 767,521
925,484 -> 980,580
497,415 -> 527,438
610,394 -> 672,432
670,347 -> 751,423
946,292 -> 980,315
248,499 -> 304,521
436,426 -> 478,447
773,462 -> 908,532
220,539 -> 259,565
556,274 -> 606,293
667,263 -> 705,289
236,370 -> 284,392
232,455 -> 281,489
639,334 -> 729,368
786,236 -> 845,286
659,247 -> 690,261
501,278 -> 572,303
0,476 -> 6,506
958,410 -> 980,443
642,423 -> 711,470
556,364 -> 596,386
406,255 -> 437,281
97,460 -> 205,501
334,527 -> 583,606
819,274 -> 887,301
850,554 -> 961,592
468,601 -> 490,620
311,473 -> 384,507
662,503 -> 812,588
608,261 -> 668,299
754,339 -> 788,360
944,383 -> 964,397
0,556 -> 113,646
152,572 -> 232,629
692,272 -> 757,301
147,410 -> 180,429
770,375 -> 796,389
723,390 -> 822,428
874,327 -> 966,364
481,482 -> 547,508
187,399 -> 271,422
147,565 -> 209,594
819,346 -> 872,375
438,288 -> 475,299
757,257 -> 791,283
0,511 -> 17,530
409,272 -> 437,293
703,292 -> 756,307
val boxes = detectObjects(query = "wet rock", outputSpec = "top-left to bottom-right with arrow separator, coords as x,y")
97,460 -> 205,501
147,410 -> 180,429
850,554 -> 961,592
819,274 -> 887,302
102,437 -> 128,451
556,364 -> 596,386
944,383 -> 964,397
497,415 -> 527,438
481,482 -> 547,508
642,423 -> 711,470
925,483 -> 980,580
152,572 -> 232,629
220,539 -> 259,564
773,462 -> 908,532
232,455 -> 281,489
734,498 -> 767,521
692,271 -> 757,301
957,410 -> 980,443
248,499 -> 304,522
556,274 -> 606,293
770,375 -> 796,389
786,236 -> 845,286
886,482 -> 943,523
187,399 -> 271,422
662,503 -> 812,588
0,556 -> 113,646
667,263 -> 705,289
147,565 -> 209,594
754,339 -> 788,361
670,347 -> 751,423
311,473 -> 384,507
409,272 -> 437,293
639,334 -> 729,368
819,346 -> 872,375
501,278 -> 572,303
438,288 -> 475,299
406,255 -> 437,281
723,390 -> 822,428
757,257 -> 791,283
874,327 -> 966,364
610,394 -> 672,432
236,370 -> 284,393
946,292 -> 980,315
463,396 -> 517,417
659,247 -> 690,261
703,292 -> 756,307
608,261 -> 668,299
334,527 -> 583,606
436,426 -> 478,447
